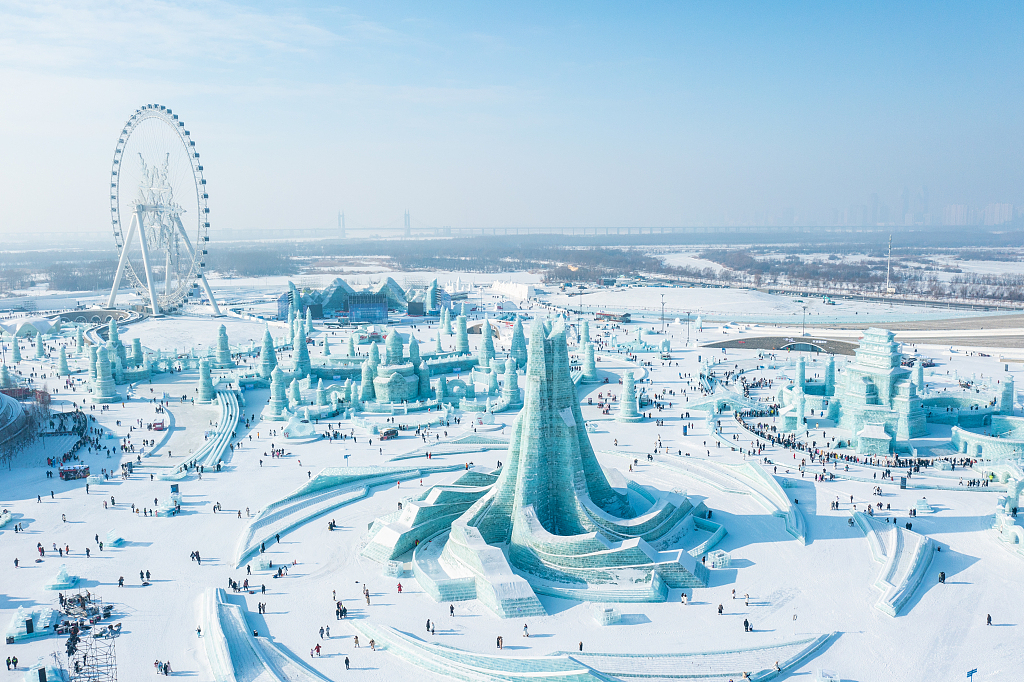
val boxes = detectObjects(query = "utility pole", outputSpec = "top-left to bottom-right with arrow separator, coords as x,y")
802,304 -> 807,337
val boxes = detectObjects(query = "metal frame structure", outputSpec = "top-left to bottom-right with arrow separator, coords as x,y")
107,104 -> 221,315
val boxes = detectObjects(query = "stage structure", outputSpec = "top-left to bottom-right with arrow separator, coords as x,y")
107,104 -> 221,315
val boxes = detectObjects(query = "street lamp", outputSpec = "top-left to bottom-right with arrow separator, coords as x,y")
660,293 -> 665,334
802,305 -> 807,337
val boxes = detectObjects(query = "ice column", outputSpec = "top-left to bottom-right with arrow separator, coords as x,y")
825,355 -> 836,396
455,313 -> 469,355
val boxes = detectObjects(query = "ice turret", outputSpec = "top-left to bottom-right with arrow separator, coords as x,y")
35,332 -> 44,359
0,364 -> 11,389
385,328 -> 403,365
289,378 -> 301,405
369,342 -> 380,367
1000,375 -> 1015,415
434,331 -> 444,355
408,335 -> 420,367
323,336 -> 331,357
509,318 -> 527,369
316,378 -> 327,406
502,358 -> 521,407
478,318 -> 494,366
259,326 -> 277,379
92,348 -> 118,403
442,307 -> 452,335
580,319 -> 590,345
87,346 -> 96,379
132,338 -> 144,368
796,356 -> 806,389
581,342 -> 597,382
197,359 -> 215,403
268,367 -> 287,417
108,318 -> 119,347
915,361 -> 925,396
360,360 -> 376,402
347,334 -> 355,357
75,327 -> 84,355
10,340 -> 19,364
418,362 -> 432,399
58,348 -> 69,376
615,370 -> 642,422
305,307 -> 313,337
215,325 -> 234,368
293,333 -> 311,378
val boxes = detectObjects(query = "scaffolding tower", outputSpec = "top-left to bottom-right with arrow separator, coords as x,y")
65,627 -> 119,682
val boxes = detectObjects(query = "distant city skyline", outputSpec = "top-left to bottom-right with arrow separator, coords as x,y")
0,1 -> 1022,235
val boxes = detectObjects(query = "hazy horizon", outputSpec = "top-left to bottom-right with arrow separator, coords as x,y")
1,1 -> 1022,238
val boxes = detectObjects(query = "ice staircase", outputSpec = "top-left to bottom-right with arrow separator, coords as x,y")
201,588 -> 332,682
351,620 -> 834,682
234,463 -> 465,567
852,511 -> 935,617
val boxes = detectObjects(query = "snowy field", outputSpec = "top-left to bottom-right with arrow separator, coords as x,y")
538,284 -> 1016,326
3,290 -> 1024,681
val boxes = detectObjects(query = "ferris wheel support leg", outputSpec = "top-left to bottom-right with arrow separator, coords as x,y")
134,206 -> 160,315
171,214 -> 222,315
199,272 -> 222,316
108,214 -> 138,308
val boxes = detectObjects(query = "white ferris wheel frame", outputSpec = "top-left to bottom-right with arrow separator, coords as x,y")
107,104 -> 221,315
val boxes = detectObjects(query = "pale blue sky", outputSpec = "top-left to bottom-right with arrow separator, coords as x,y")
0,1 -> 1021,234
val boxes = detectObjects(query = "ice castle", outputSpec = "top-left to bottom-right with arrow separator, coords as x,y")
827,328 -> 926,454
362,318 -> 712,617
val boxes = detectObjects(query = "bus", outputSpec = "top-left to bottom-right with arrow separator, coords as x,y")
379,428 -> 399,441
596,312 -> 631,323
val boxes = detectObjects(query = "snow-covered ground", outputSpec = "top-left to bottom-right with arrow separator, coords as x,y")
2,286 -> 1024,681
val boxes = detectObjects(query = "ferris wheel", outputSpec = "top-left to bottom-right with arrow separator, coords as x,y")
107,104 -> 221,315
